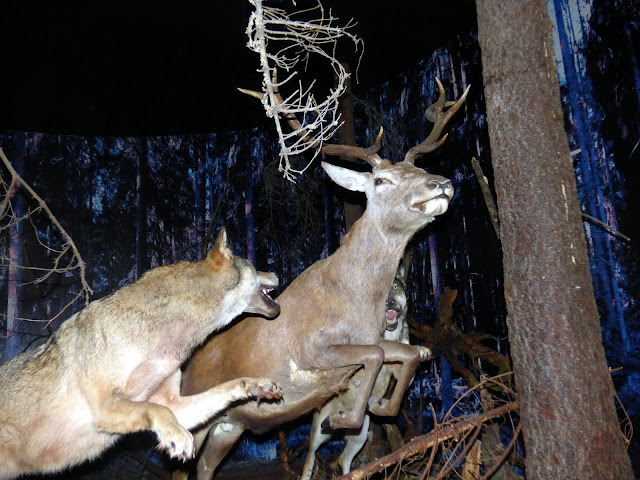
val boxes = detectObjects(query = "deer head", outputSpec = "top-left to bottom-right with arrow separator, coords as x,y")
240,77 -> 468,237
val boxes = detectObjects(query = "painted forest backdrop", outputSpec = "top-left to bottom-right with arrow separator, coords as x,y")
1,0 -> 639,475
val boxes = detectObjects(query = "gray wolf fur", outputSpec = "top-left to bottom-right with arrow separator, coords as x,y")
0,228 -> 281,479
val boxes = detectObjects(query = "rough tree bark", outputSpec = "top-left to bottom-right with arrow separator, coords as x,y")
475,0 -> 633,478
335,63 -> 364,231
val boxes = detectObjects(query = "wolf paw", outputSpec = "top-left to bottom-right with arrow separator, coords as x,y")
238,377 -> 283,403
155,423 -> 195,462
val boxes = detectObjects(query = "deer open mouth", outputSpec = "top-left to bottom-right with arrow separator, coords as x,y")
413,196 -> 450,216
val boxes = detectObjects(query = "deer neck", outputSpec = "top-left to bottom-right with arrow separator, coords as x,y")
330,210 -> 411,287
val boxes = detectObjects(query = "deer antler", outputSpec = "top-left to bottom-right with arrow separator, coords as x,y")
239,71 -> 384,168
240,74 -> 468,168
404,78 -> 471,165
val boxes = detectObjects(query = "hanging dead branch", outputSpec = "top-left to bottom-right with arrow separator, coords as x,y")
245,0 -> 363,180
408,288 -> 512,389
0,148 -> 92,325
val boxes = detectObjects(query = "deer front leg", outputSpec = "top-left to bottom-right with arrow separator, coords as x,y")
319,344 -> 385,430
149,370 -> 282,430
367,340 -> 422,417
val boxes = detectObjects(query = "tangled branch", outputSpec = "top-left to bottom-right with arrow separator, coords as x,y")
1,148 -> 92,325
336,375 -> 520,480
246,0 -> 363,180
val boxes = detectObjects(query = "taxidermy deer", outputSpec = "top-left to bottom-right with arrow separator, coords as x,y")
300,265 -> 432,479
174,78 -> 469,480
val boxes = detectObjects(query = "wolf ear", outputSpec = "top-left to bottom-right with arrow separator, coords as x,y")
321,161 -> 370,192
396,263 -> 406,282
207,227 -> 233,264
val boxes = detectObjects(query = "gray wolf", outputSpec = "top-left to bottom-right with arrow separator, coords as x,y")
0,228 -> 281,479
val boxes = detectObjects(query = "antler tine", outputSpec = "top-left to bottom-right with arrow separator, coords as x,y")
238,70 -> 385,168
321,126 -> 384,167
404,78 -> 470,165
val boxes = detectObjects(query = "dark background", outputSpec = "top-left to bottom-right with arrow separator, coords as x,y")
1,0 -> 476,135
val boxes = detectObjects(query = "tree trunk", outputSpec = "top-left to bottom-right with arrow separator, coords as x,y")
5,133 -> 25,362
335,63 -> 364,231
475,0 -> 633,478
135,137 -> 149,278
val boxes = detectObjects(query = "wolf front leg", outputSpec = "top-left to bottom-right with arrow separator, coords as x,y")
148,370 -> 282,430
92,392 -> 195,460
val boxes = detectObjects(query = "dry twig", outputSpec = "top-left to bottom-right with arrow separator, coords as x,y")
0,147 -> 92,325
246,0 -> 363,180
335,399 -> 520,480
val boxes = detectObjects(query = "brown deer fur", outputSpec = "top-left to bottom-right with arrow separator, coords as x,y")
177,160 -> 455,480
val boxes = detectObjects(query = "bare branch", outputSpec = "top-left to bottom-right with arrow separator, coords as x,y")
336,399 -> 520,480
246,0 -> 363,180
1,147 -> 92,325
581,212 -> 630,242
471,157 -> 501,239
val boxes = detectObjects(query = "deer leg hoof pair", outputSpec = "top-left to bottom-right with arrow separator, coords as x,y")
321,410 -> 343,429
418,346 -> 433,361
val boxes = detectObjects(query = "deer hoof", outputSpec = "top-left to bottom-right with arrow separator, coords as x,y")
321,416 -> 332,429
321,410 -> 346,430
368,397 -> 391,415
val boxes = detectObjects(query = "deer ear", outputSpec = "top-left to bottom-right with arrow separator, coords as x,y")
321,162 -> 370,192
208,227 -> 234,263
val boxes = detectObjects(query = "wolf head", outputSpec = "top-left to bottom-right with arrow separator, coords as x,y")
206,228 -> 280,320
384,266 -> 409,343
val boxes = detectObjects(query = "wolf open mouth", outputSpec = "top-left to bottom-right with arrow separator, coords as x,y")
385,309 -> 399,331
261,286 -> 279,309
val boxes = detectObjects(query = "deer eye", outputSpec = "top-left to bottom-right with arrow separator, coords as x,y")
374,177 -> 388,186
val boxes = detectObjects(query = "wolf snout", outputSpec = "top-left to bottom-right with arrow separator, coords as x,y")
245,271 -> 281,318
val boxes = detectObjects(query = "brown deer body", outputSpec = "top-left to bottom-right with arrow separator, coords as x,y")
175,80 -> 468,480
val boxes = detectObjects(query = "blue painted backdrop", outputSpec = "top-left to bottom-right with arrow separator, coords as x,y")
0,0 -> 638,476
